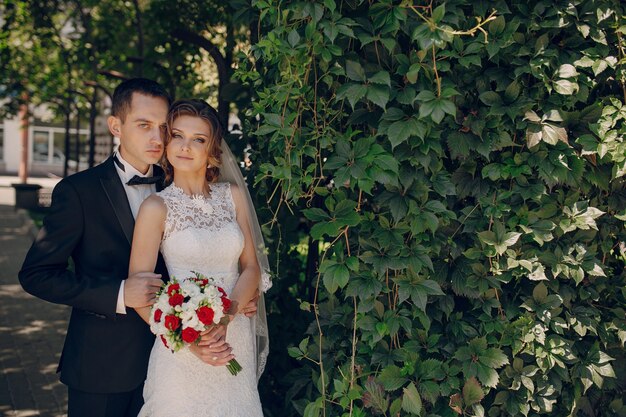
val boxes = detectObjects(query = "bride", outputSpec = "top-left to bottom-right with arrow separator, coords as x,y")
128,99 -> 271,416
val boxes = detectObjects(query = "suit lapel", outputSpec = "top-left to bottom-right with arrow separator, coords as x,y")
100,157 -> 135,245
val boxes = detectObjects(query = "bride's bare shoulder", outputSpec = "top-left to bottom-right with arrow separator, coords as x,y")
137,194 -> 167,221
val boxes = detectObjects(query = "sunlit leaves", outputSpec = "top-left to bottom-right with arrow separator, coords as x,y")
524,110 -> 569,147
478,222 -> 521,256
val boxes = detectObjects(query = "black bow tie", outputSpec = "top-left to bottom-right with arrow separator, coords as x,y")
127,175 -> 162,186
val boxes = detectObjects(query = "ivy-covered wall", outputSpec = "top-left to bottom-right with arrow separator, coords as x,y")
239,1 -> 626,416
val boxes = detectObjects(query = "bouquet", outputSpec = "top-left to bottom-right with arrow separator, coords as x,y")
149,271 -> 242,375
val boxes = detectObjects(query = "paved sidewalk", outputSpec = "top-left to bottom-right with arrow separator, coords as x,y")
0,205 -> 69,417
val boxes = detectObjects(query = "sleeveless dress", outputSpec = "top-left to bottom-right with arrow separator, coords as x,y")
138,182 -> 263,417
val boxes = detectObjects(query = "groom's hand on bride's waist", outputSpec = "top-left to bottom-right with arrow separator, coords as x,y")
189,326 -> 235,366
124,272 -> 163,308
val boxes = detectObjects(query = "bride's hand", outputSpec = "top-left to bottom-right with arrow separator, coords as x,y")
189,326 -> 234,366
242,290 -> 260,317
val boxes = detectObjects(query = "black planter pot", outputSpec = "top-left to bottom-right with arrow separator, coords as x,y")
12,183 -> 42,210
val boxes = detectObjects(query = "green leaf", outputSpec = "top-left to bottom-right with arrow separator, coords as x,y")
378,365 -> 408,391
417,279 -> 444,295
543,109 -> 563,122
504,80 -> 521,102
528,265 -> 548,281
554,79 -> 578,95
533,282 -> 548,303
432,172 -> 455,196
287,346 -> 302,358
402,382 -> 423,415
488,15 -> 505,35
526,124 -> 543,148
475,364 -> 499,388
432,3 -> 445,23
303,398 -> 322,417
288,30 -> 301,47
524,110 -> 541,123
375,154 -> 399,174
479,348 -> 509,368
479,223 -> 521,255
416,90 -> 437,102
592,59 -> 608,76
558,64 -> 578,78
346,256 -> 359,271
387,118 -> 426,148
542,124 -> 568,145
369,71 -> 391,86
310,221 -> 341,240
462,377 -> 484,406
406,63 -> 421,84
479,91 -> 502,106
346,60 -> 366,81
438,99 -> 456,116
366,84 -> 390,109
339,84 -> 368,109
478,231 -> 497,246
303,208 -> 330,221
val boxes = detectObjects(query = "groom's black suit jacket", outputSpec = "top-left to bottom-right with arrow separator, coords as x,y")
19,157 -> 169,394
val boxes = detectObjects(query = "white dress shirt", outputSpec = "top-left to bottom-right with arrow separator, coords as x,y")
114,151 -> 158,314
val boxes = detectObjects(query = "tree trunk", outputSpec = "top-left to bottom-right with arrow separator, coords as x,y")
75,107 -> 81,173
88,88 -> 97,167
305,235 -> 319,302
63,97 -> 71,177
18,99 -> 29,184
131,0 -> 144,76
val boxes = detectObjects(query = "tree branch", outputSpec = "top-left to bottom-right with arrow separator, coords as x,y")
171,28 -> 230,127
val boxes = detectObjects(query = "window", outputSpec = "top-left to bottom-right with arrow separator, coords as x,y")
53,132 -> 66,164
49,130 -> 88,169
33,130 -> 50,162
31,127 -> 89,169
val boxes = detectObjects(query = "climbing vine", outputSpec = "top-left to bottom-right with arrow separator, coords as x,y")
240,1 -> 626,416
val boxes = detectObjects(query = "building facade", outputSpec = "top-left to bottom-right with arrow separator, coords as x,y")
0,112 -> 113,177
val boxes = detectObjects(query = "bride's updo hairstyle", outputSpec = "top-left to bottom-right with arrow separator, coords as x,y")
161,99 -> 224,185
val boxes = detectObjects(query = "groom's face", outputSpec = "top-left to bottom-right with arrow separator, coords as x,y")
108,93 -> 168,174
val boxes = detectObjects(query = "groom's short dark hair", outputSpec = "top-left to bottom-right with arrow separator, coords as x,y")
111,78 -> 171,122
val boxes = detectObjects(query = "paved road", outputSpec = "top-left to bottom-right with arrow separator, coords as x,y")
0,199 -> 69,416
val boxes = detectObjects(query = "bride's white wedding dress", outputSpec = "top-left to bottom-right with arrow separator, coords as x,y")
138,182 -> 263,417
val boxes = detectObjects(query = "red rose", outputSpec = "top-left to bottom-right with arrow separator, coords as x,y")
182,327 -> 200,343
154,309 -> 163,322
167,283 -> 180,296
196,306 -> 215,325
218,287 -> 227,297
160,335 -> 169,348
201,279 -> 209,286
169,293 -> 184,307
164,314 -> 181,331
221,296 -> 232,313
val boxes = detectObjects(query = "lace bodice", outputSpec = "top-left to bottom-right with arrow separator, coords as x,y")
158,182 -> 244,292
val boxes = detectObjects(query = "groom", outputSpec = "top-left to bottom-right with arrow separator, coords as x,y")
19,78 -> 254,417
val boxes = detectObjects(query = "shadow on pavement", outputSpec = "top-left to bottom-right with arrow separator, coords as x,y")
0,205 -> 69,417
